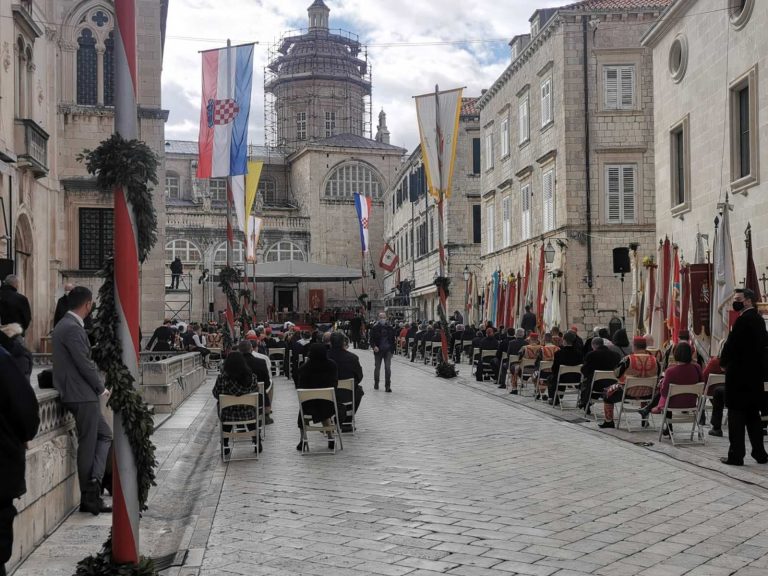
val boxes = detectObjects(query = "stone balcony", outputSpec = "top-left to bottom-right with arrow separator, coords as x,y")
14,118 -> 49,178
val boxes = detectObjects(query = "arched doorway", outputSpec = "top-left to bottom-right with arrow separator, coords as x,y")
14,213 -> 33,295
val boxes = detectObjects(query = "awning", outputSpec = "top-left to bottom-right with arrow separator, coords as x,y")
250,261 -> 363,283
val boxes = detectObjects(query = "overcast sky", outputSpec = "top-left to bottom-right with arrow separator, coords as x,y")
162,0 -> 565,151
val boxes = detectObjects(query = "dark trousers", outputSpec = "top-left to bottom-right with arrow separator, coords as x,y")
64,402 -> 112,492
351,335 -> 360,349
170,273 -> 180,289
727,407 -> 768,463
374,350 -> 393,388
710,388 -> 726,430
0,501 -> 15,568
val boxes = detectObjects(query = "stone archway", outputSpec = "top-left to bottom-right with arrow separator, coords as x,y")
14,213 -> 33,296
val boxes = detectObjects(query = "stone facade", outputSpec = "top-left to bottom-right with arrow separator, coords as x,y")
382,99 -> 483,323
0,0 -> 167,350
477,1 -> 668,334
643,0 -> 768,277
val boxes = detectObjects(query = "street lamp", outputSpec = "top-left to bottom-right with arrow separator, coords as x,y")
544,240 -> 556,264
463,265 -> 470,282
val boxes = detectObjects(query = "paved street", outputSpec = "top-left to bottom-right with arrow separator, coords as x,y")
184,350 -> 768,576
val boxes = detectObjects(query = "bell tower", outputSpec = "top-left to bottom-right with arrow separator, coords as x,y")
308,0 -> 329,32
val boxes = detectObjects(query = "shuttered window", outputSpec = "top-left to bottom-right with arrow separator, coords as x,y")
606,164 -> 636,224
540,79 -> 553,127
502,196 -> 511,247
472,138 -> 481,174
604,65 -> 635,110
486,203 -> 495,254
521,184 -> 531,240
519,96 -> 529,144
500,118 -> 509,157
542,169 -> 555,232
485,131 -> 494,170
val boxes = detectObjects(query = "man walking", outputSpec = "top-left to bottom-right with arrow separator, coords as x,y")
170,256 -> 183,290
720,288 -> 768,466
0,275 -> 31,333
370,312 -> 395,392
52,287 -> 112,514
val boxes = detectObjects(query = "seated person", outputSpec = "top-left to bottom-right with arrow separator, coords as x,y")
191,323 -> 210,367
579,337 -> 620,409
237,340 -> 273,423
600,336 -> 659,429
296,343 -> 339,451
476,327 -> 499,381
511,332 -> 542,394
702,344 -> 726,437
327,332 -> 364,430
212,351 -> 262,455
536,332 -> 560,397
548,331 -> 582,404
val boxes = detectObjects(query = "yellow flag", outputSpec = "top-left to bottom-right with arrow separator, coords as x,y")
244,160 -> 263,234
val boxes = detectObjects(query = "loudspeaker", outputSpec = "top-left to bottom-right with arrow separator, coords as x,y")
208,302 -> 214,313
612,247 -> 630,274
0,258 -> 13,279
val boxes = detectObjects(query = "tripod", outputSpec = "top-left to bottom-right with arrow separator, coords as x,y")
619,272 -> 626,328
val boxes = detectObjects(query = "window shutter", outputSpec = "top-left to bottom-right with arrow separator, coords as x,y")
500,119 -> 509,157
543,170 -> 554,231
607,166 -> 621,223
521,185 -> 531,240
519,98 -> 529,143
485,132 -> 494,170
486,204 -> 495,253
622,166 -> 636,223
541,80 -> 552,126
605,67 -> 618,109
620,67 -> 635,109
502,197 -> 511,247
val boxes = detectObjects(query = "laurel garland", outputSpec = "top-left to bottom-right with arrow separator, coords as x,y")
75,136 -> 160,575
218,266 -> 242,349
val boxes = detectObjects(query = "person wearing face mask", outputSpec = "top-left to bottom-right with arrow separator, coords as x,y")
369,312 -> 396,392
719,288 -> 768,466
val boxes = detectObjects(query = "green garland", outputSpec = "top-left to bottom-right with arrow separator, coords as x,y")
218,266 -> 242,349
75,136 -> 160,575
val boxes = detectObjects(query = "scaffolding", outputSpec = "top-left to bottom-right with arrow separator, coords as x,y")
264,27 -> 372,150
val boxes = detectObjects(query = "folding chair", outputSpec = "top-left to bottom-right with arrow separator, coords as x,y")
697,373 -> 725,428
535,360 -> 554,400
297,388 -> 344,454
423,340 -> 433,365
616,376 -> 657,431
506,359 -> 520,390
518,357 -> 538,396
480,350 -> 496,381
431,341 -> 444,365
218,393 -> 260,462
453,340 -> 463,363
463,342 -> 473,364
585,370 -> 618,420
472,347 -> 481,372
269,348 -> 285,377
553,364 -> 583,410
407,338 -> 415,358
337,378 -> 356,434
496,352 -> 509,386
658,382 -> 705,445
256,380 -> 269,439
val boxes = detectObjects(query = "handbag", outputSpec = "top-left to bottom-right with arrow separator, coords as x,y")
38,368 -> 54,389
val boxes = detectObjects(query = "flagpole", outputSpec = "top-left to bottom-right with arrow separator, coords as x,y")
113,0 -> 140,564
433,84 -> 449,363
225,38 -> 236,340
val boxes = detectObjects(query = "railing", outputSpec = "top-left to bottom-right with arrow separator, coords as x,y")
32,350 -> 187,368
14,118 -> 49,177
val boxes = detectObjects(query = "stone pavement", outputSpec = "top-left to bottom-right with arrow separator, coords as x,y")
184,350 -> 768,576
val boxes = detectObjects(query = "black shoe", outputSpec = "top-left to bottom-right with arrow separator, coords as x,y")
709,428 -> 723,437
79,490 -> 112,515
374,383 -> 379,390
296,440 -> 304,451
641,418 -> 649,429
265,415 -> 274,425
598,421 -> 615,429
510,389 -> 518,395
254,440 -> 263,453
752,454 -> 768,464
720,457 -> 744,466
341,424 -> 353,433
385,387 -> 392,393
497,384 -> 506,389
328,439 -> 335,450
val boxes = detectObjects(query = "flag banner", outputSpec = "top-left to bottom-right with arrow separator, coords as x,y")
197,43 -> 254,178
379,243 -> 399,272
246,215 -> 262,262
354,192 -> 372,254
681,264 -> 691,333
536,244 -> 546,332
661,237 -> 672,343
231,174 -> 246,233
651,243 -> 665,348
711,204 -> 735,352
245,160 -> 263,222
745,223 -> 762,302
414,87 -> 463,199
668,246 -> 681,342
309,289 -> 324,310
689,264 -> 712,337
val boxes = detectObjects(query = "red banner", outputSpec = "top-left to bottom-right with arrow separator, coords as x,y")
309,289 -> 324,311
689,264 -> 711,337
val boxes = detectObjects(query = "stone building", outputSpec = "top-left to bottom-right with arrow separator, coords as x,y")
642,0 -> 768,277
165,0 -> 405,323
0,0 -> 167,350
477,0 -> 669,334
382,99 -> 482,322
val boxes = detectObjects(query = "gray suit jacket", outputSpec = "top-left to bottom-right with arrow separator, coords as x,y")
52,313 -> 104,403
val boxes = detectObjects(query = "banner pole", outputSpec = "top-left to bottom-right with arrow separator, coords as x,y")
433,85 -> 449,363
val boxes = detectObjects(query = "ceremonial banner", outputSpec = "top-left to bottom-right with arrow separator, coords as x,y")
745,223 -> 762,302
661,237 -> 671,343
536,244 -> 546,332
378,243 -> 399,272
668,246 -> 681,343
197,43 -> 254,178
309,289 -> 324,311
689,264 -> 712,336
711,204 -> 735,352
246,215 -> 262,262
354,192 -> 372,254
650,243 -> 665,348
245,160 -> 263,221
681,264 -> 690,333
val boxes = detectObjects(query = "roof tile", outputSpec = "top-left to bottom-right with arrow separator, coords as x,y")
561,0 -> 671,10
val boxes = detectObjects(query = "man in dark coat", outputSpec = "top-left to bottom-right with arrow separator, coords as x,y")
53,283 -> 75,327
146,319 -> 175,351
0,275 -> 31,333
170,257 -> 183,290
0,345 -> 39,576
579,337 -> 620,408
720,288 -> 768,466
476,327 -> 499,381
369,312 -> 396,392
521,305 -> 536,334
328,332 -> 364,428
548,331 -> 583,403
349,314 -> 363,349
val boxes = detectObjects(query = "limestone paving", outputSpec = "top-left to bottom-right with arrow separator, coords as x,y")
189,351 -> 768,576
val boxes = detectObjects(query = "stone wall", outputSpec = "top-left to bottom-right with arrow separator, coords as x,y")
141,352 -> 207,413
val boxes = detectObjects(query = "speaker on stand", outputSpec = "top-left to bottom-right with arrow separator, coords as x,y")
612,247 -> 630,327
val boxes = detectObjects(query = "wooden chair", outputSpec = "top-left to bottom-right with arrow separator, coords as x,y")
337,378 -> 356,434
659,382 -> 705,445
553,364 -> 583,410
616,376 -> 657,431
218,393 -> 260,462
297,388 -> 344,454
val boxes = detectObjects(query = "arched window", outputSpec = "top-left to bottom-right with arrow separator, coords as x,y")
165,239 -> 202,263
258,178 -> 277,205
104,31 -> 114,106
324,161 -> 383,199
77,28 -> 97,105
214,240 -> 245,265
265,241 -> 305,262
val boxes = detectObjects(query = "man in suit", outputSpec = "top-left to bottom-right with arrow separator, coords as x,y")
328,331 -> 364,430
521,305 -> 536,334
720,288 -> 768,466
370,312 -> 396,392
53,282 -> 75,327
52,286 -> 112,515
548,331 -> 583,404
476,327 -> 499,381
237,339 -> 273,424
579,337 -> 620,409
0,275 -> 31,333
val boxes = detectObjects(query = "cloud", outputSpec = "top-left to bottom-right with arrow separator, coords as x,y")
161,0 -> 565,150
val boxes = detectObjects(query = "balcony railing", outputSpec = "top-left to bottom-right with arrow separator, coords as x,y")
14,119 -> 49,177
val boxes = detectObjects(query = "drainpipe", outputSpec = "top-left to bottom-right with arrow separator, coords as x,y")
582,16 -> 594,288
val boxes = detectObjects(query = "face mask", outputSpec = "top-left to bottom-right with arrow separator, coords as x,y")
733,301 -> 745,312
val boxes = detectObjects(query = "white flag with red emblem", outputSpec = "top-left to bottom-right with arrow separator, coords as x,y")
379,243 -> 399,272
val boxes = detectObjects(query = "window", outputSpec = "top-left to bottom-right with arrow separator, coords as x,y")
511,43 -> 519,61
325,111 -> 336,137
485,204 -> 495,254
730,68 -> 758,190
79,208 -> 113,270
324,161 -> 383,199
542,168 -> 555,232
500,118 -> 509,158
604,65 -> 635,110
296,112 -> 307,140
258,179 -> 277,205
670,117 -> 690,211
429,213 -> 435,252
472,204 -> 481,244
214,240 -> 245,265
165,173 -> 180,199
531,19 -> 540,36
77,28 -> 98,105
472,138 -> 481,174
209,178 -> 227,201
668,36 -> 688,83
729,0 -> 754,29
485,131 -> 494,170
265,241 -> 305,262
606,165 -> 636,224
540,78 -> 553,127
165,239 -> 201,263
502,196 -> 511,247
518,96 -> 530,144
521,184 -> 531,240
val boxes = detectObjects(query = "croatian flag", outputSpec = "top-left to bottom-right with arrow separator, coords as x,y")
354,193 -> 372,254
197,43 -> 254,178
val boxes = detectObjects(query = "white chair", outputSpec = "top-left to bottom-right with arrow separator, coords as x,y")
535,360 -> 554,400
423,340 -> 434,365
553,364 -> 583,410
407,338 -> 415,358
616,376 -> 657,431
698,373 -> 725,428
658,382 -> 705,445
268,348 -> 285,377
337,378 -> 356,434
218,393 -> 260,462
518,357 -> 538,396
585,370 -> 618,420
453,340 -> 464,363
296,388 -> 344,454
496,352 -> 509,386
480,350 -> 496,380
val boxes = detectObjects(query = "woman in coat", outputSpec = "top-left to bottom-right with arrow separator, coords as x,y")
212,351 -> 261,455
296,343 -> 338,450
